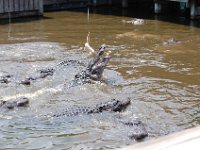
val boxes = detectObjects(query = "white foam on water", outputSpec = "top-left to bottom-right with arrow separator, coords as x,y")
1,84 -> 63,101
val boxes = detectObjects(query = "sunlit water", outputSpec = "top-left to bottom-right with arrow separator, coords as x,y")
0,7 -> 200,149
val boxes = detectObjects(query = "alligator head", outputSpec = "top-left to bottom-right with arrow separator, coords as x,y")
0,96 -> 29,109
73,47 -> 111,86
122,120 -> 148,140
91,98 -> 131,113
110,98 -> 131,112
0,74 -> 12,84
88,56 -> 111,81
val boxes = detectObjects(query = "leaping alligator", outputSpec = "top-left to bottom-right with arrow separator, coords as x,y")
51,98 -> 148,140
68,44 -> 111,87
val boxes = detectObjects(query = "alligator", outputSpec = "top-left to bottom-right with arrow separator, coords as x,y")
85,44 -> 111,80
122,120 -> 148,140
20,60 -> 82,85
0,74 -> 12,84
163,38 -> 181,46
68,44 -> 111,87
0,97 -> 29,109
0,60 -> 81,86
20,68 -> 55,85
51,98 -> 148,140
52,98 -> 131,117
122,18 -> 144,25
0,68 -> 56,86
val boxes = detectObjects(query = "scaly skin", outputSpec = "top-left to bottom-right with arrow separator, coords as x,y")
52,99 -> 131,117
20,60 -> 81,85
122,120 -> 148,140
70,44 -> 111,87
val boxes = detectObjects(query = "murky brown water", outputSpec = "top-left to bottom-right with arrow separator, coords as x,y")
0,7 -> 200,149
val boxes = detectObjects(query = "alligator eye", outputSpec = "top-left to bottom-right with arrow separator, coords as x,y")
114,101 -> 119,106
99,106 -> 103,111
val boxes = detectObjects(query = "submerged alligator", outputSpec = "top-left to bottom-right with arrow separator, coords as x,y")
0,74 -> 12,84
52,98 -> 148,140
163,38 -> 181,46
0,68 -> 55,86
0,60 -> 81,86
0,97 -> 29,109
20,59 -> 83,85
122,18 -> 145,25
0,68 -> 56,86
20,68 -> 55,85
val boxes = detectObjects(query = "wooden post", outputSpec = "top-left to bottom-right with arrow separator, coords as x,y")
154,0 -> 162,14
108,0 -> 112,5
34,0 -> 39,10
0,0 -> 4,13
179,1 -> 187,16
4,0 -> 9,13
39,0 -> 44,15
190,0 -> 197,19
14,0 -> 20,12
122,0 -> 128,8
25,0 -> 29,11
0,0 -> 43,19
93,0 -> 97,7
29,0 -> 34,11
180,2 -> 186,11
19,0 -> 24,11
9,0 -> 14,12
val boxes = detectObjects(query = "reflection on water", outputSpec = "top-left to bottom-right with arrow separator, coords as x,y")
0,8 -> 200,149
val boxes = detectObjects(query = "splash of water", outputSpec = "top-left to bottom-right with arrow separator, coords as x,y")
1,85 -> 63,101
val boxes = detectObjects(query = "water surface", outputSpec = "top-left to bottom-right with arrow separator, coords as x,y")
0,8 -> 200,149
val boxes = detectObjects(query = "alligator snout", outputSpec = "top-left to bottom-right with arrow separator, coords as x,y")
111,98 -> 131,112
122,120 -> 148,140
0,97 -> 29,109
